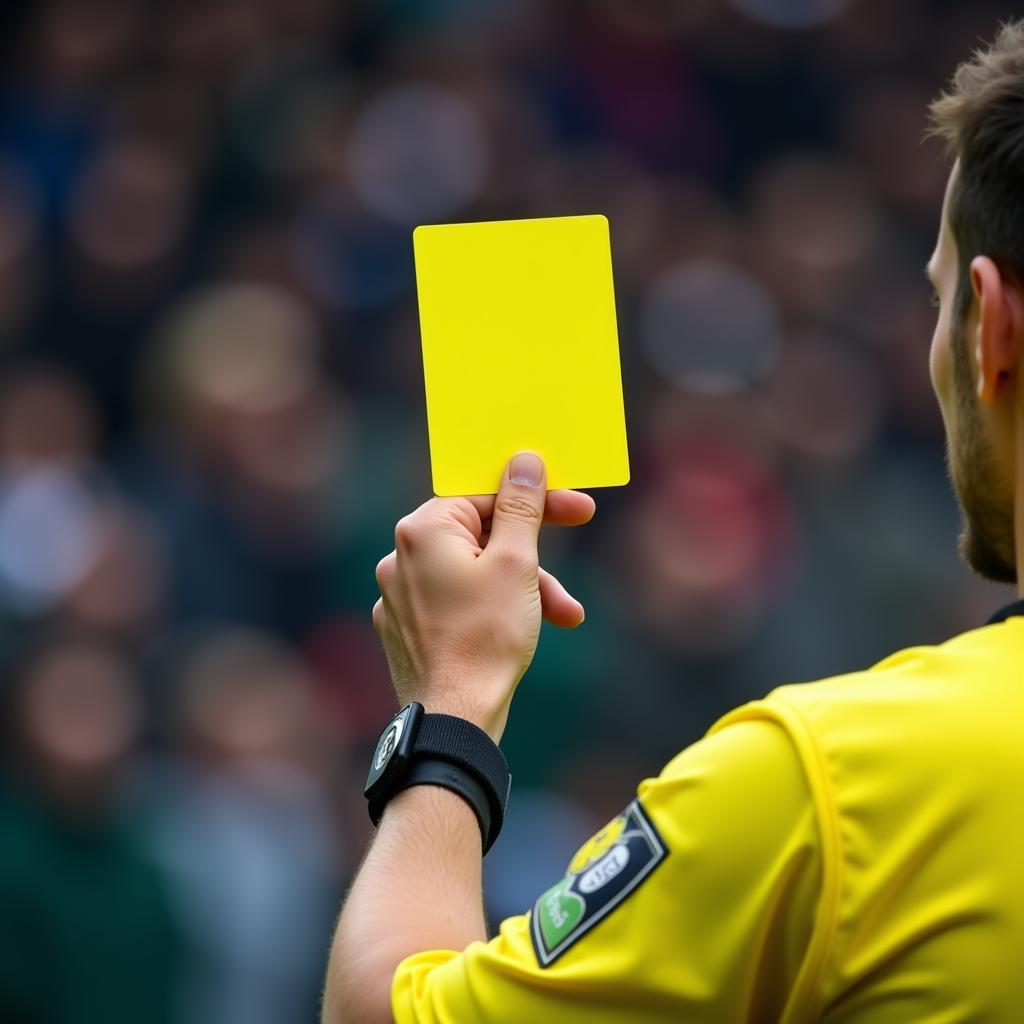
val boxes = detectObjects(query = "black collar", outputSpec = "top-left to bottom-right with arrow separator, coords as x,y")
987,598 -> 1024,625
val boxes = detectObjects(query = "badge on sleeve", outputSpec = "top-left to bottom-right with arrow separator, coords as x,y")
530,798 -> 668,967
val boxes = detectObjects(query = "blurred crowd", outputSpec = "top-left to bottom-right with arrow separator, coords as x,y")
0,0 -> 1014,1020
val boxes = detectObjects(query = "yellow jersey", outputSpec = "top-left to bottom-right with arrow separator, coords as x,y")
392,605 -> 1024,1023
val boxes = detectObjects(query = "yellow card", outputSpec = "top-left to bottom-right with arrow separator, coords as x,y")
413,214 -> 630,496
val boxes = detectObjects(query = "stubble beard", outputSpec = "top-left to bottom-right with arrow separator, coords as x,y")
948,314 -> 1017,584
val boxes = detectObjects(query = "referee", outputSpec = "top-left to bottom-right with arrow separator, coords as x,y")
324,22 -> 1024,1024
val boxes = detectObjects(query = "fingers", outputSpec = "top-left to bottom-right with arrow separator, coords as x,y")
538,567 -> 585,628
401,458 -> 594,553
375,556 -> 584,630
378,455 -> 591,636
483,452 -> 547,563
543,488 -> 596,526
394,486 -> 594,560
375,551 -> 396,587
462,487 -> 595,527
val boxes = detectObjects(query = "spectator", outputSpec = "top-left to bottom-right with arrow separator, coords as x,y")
0,632 -> 181,1024
145,627 -> 341,1024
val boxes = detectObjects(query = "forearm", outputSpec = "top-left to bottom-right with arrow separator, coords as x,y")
322,784 -> 487,1024
326,457 -> 589,1020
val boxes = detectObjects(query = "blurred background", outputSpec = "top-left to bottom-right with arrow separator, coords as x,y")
0,0 -> 1015,1020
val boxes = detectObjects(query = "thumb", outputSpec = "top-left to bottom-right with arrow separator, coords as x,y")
485,451 -> 547,562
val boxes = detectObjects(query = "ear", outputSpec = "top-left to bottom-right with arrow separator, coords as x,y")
970,256 -> 1023,403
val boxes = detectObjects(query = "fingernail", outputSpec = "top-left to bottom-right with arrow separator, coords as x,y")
509,451 -> 543,486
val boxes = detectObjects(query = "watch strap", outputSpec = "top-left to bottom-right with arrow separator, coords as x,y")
413,715 -> 510,853
415,714 -> 509,801
365,710 -> 511,854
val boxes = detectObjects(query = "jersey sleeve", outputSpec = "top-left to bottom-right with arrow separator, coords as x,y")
391,717 -> 823,1024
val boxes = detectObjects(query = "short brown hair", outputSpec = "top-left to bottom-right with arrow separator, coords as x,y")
929,19 -> 1024,323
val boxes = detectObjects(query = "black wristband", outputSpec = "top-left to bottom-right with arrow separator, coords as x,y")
364,706 -> 511,854
415,715 -> 510,814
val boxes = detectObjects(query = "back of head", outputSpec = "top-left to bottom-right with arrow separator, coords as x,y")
930,20 -> 1024,324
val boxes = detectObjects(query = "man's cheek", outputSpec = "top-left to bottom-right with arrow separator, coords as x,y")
930,325 -> 953,416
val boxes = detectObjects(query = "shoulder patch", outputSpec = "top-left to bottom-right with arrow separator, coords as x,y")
530,798 -> 668,967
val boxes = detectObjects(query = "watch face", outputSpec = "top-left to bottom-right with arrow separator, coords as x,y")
365,702 -> 421,798
374,713 -> 407,771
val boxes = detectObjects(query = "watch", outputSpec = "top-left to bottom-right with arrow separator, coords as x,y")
364,702 -> 512,854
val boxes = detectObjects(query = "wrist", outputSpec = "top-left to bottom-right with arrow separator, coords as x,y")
395,676 -> 513,743
364,703 -> 512,853
417,696 -> 509,743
